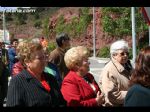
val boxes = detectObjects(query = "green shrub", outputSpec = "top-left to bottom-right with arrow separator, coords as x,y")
98,46 -> 110,58
47,42 -> 56,53
34,20 -> 42,28
128,48 -> 133,60
42,17 -> 50,38
101,7 -> 148,37
55,15 -> 65,34
54,7 -> 92,38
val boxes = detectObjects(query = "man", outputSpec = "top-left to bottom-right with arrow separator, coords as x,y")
49,33 -> 70,81
0,41 -> 9,106
8,39 -> 19,76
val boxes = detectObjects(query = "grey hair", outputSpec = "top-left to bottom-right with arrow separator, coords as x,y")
110,40 -> 129,56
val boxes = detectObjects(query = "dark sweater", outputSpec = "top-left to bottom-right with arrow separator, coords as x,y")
6,69 -> 66,107
124,84 -> 150,107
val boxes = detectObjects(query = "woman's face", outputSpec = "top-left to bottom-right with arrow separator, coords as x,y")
28,49 -> 47,74
113,49 -> 129,64
78,58 -> 90,76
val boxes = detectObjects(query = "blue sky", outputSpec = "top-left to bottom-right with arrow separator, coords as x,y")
0,7 -> 17,11
0,7 -> 30,12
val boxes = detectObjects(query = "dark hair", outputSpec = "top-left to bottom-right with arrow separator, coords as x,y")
11,38 -> 18,45
56,33 -> 70,47
129,46 -> 150,87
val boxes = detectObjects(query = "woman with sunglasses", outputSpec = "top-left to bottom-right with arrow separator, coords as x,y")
99,40 -> 133,106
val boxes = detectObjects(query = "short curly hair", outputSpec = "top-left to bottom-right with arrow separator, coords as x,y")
64,46 -> 90,70
16,40 -> 43,63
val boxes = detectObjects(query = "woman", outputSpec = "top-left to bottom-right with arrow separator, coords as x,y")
61,46 -> 105,107
124,46 -> 150,106
6,41 -> 66,107
12,41 -> 27,76
99,40 -> 132,106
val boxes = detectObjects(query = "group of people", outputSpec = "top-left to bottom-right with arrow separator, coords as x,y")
0,39 -> 18,106
0,32 -> 150,107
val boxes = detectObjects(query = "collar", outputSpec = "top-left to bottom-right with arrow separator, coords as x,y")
20,69 -> 49,91
21,69 -> 35,79
57,47 -> 65,53
111,57 -> 125,73
70,70 -> 93,82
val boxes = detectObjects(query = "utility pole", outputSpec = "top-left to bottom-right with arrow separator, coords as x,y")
149,26 -> 150,46
93,7 -> 96,58
3,9 -> 6,42
131,7 -> 136,67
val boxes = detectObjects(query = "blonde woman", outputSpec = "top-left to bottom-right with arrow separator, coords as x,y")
61,46 -> 105,107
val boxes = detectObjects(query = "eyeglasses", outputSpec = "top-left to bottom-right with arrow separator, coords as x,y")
83,59 -> 90,65
118,52 -> 129,56
35,55 -> 47,60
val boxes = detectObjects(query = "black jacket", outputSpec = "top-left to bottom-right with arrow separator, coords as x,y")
6,69 -> 66,107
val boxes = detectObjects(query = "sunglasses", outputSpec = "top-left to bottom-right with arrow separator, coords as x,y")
118,52 -> 129,56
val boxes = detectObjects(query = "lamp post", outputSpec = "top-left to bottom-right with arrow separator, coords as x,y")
3,8 -> 6,42
93,7 -> 96,58
131,7 -> 136,67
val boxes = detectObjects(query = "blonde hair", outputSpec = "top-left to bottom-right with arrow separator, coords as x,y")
64,46 -> 89,70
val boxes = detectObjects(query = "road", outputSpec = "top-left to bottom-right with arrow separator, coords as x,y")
89,57 -> 110,83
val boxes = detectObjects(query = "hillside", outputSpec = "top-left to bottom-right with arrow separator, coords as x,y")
0,7 -> 148,56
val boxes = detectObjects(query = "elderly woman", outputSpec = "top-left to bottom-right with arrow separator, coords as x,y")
61,46 -> 105,107
99,40 -> 132,106
6,41 -> 66,107
124,46 -> 150,106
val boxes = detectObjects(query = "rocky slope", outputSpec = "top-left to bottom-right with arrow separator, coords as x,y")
0,7 -> 135,55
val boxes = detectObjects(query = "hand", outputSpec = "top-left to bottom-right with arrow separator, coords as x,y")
108,87 -> 122,104
95,91 -> 105,106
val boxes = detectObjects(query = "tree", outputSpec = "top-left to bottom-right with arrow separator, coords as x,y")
42,17 -> 50,39
101,7 -> 148,38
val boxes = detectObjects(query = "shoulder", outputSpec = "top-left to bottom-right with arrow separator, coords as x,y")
50,48 -> 59,55
13,62 -> 23,67
125,84 -> 150,106
127,84 -> 150,95
9,72 -> 24,87
103,61 -> 114,71
125,84 -> 150,101
63,71 -> 77,82
49,49 -> 60,59
101,61 -> 113,75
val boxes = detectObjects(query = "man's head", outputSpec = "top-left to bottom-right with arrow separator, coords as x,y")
110,40 -> 129,64
11,38 -> 18,48
56,33 -> 70,50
